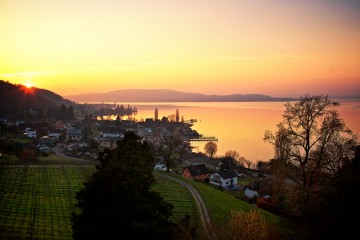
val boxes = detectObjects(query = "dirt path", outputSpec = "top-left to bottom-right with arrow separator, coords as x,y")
157,173 -> 213,239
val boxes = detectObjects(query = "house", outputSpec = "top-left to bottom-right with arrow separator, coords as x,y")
99,140 -> 111,149
24,129 -> 37,138
38,144 -> 50,154
215,157 -> 238,172
210,170 -> 238,189
182,164 -> 209,181
102,132 -> 123,139
154,162 -> 167,171
39,136 -> 53,145
67,128 -> 82,141
243,181 -> 260,198
243,178 -> 273,199
101,127 -> 124,139
48,131 -> 61,139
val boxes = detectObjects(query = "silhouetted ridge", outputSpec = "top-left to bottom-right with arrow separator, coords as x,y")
65,89 -> 295,102
0,80 -> 74,118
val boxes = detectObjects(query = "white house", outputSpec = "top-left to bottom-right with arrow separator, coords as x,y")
38,144 -> 50,153
244,188 -> 259,199
67,128 -> 82,141
24,129 -> 37,138
210,170 -> 238,189
102,132 -> 123,138
48,132 -> 61,139
154,162 -> 167,171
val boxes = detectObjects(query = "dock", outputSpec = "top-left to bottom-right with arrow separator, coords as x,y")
188,136 -> 218,142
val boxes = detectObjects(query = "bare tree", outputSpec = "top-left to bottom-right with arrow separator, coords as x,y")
321,133 -> 357,176
204,142 -> 217,160
224,150 -> 245,167
264,122 -> 292,205
238,156 -> 247,167
256,160 -> 271,173
167,114 -> 176,122
244,159 -> 252,169
264,94 -> 357,216
224,150 -> 240,160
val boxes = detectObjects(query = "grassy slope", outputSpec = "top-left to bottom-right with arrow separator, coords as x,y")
157,171 -> 293,239
153,172 -> 199,223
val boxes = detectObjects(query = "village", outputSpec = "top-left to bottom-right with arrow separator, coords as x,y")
0,105 -> 273,205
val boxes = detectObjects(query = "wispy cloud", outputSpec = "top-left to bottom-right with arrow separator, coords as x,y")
136,60 -> 172,65
0,71 -> 57,77
209,56 -> 257,61
269,53 -> 321,61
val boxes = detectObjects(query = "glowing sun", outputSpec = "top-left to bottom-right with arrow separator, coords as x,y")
25,82 -> 33,88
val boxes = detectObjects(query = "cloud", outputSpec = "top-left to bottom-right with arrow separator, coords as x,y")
136,60 -> 172,65
269,53 -> 321,61
209,56 -> 257,61
0,71 -> 57,77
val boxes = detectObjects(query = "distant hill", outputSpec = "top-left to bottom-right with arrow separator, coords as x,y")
0,80 -> 74,118
65,89 -> 295,103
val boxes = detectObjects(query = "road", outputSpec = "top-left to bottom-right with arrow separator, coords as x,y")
156,173 -> 214,239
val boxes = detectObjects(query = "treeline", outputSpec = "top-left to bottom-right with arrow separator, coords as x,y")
93,104 -> 137,118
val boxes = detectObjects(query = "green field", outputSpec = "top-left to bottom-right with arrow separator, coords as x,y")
0,164 -> 201,239
0,163 -> 290,239
0,164 -> 96,240
153,172 -> 199,223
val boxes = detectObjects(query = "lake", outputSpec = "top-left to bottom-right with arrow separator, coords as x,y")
105,100 -> 360,165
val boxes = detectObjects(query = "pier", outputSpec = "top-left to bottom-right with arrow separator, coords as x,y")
188,136 -> 218,142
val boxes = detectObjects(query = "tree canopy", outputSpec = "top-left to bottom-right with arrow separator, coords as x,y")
72,131 -> 175,240
264,94 -> 358,239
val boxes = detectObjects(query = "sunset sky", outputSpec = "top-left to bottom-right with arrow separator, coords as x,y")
1,0 -> 360,98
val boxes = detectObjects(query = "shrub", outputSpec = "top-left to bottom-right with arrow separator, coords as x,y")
213,209 -> 267,240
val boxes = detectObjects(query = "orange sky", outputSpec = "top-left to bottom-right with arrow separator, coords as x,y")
1,0 -> 360,98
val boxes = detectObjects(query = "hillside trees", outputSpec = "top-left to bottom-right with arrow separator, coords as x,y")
264,94 -> 358,218
157,130 -> 189,171
312,145 -> 360,239
57,103 -> 75,120
72,131 -> 175,240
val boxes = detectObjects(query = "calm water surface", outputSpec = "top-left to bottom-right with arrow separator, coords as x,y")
115,100 -> 360,165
